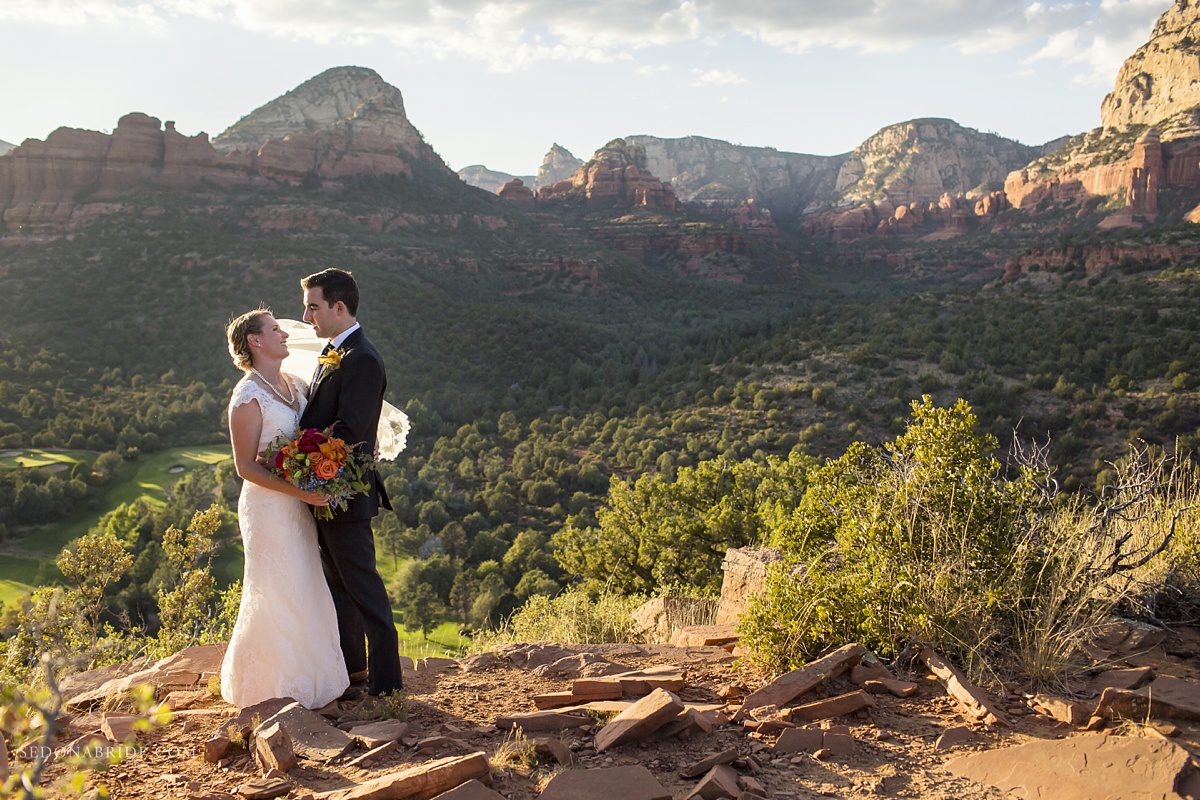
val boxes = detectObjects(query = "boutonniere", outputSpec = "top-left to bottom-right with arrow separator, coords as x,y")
318,348 -> 344,372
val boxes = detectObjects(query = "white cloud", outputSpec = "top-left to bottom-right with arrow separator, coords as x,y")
0,0 -> 165,27
1023,0 -> 1167,84
0,0 -> 1173,81
691,67 -> 746,86
635,64 -> 672,75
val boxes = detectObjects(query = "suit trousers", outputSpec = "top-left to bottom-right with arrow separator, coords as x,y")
314,516 -> 403,695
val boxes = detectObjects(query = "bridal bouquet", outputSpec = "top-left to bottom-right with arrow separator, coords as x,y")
263,427 -> 375,519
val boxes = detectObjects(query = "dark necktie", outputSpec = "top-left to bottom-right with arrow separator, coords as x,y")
315,342 -> 333,383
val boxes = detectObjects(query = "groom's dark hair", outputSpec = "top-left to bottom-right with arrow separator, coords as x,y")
302,268 -> 360,316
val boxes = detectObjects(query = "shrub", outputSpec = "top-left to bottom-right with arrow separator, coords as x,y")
553,453 -> 811,595
473,588 -> 645,648
741,398 -> 1199,684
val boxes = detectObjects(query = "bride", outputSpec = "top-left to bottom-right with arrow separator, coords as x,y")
219,308 -> 349,709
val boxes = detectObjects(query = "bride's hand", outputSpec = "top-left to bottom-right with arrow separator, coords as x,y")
299,490 -> 330,506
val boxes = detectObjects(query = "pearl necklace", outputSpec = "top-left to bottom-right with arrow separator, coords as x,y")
250,368 -> 296,406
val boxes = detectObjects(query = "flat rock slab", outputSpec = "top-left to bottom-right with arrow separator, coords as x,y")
1095,676 -> 1200,722
431,779 -> 504,800
774,727 -> 824,754
787,690 -> 876,722
935,725 -> 980,750
534,685 -> 623,710
314,752 -> 491,800
1027,694 -> 1090,726
1089,666 -> 1154,693
256,701 -> 354,762
594,688 -> 684,752
100,715 -> 139,742
739,644 -> 865,718
535,653 -> 629,679
495,711 -> 591,733
552,700 -> 723,715
537,766 -> 671,800
669,625 -> 739,648
681,748 -> 738,779
686,764 -> 740,799
863,677 -> 920,698
237,775 -> 292,799
59,656 -> 155,701
947,733 -> 1200,800
573,665 -> 687,697
348,720 -> 410,748
227,697 -> 296,737
347,739 -> 401,769
919,647 -> 1008,726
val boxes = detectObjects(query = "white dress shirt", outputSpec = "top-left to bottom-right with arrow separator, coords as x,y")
328,321 -> 361,349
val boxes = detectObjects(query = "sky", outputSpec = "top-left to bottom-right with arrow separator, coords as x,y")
0,0 -> 1172,175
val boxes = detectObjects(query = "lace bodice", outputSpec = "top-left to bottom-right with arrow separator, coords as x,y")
228,373 -> 308,450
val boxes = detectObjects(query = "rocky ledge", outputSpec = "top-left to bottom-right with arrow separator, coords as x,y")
26,612 -> 1200,800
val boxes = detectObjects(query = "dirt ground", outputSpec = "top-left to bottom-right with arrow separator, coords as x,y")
39,626 -> 1200,799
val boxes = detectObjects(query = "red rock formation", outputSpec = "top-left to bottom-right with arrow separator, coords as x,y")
974,191 -> 1008,217
1129,128 -> 1162,215
801,190 -> 1001,240
692,198 -> 779,239
0,111 -> 433,232
536,139 -> 678,211
1005,126 -> 1200,218
497,178 -> 535,209
1002,240 -> 1200,280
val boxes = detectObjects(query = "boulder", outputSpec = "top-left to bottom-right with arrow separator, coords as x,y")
715,548 -> 783,626
254,722 -> 297,773
631,597 -> 717,643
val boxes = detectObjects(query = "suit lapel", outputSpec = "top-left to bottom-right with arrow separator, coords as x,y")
310,328 -> 364,397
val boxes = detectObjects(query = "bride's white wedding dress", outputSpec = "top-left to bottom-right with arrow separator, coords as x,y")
220,373 -> 349,709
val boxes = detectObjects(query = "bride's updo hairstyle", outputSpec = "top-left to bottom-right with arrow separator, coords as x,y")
226,308 -> 273,372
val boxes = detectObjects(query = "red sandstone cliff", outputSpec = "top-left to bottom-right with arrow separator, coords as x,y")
533,139 -> 679,211
0,70 -> 460,233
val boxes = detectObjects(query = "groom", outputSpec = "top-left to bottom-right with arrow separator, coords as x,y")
298,268 -> 403,696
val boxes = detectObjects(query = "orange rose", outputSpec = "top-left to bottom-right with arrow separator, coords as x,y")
319,440 -> 346,462
314,459 -> 339,480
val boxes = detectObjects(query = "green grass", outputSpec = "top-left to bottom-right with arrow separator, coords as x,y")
394,620 -> 467,660
0,444 -> 233,606
0,448 -> 95,470
19,444 -> 232,559
0,555 -> 43,608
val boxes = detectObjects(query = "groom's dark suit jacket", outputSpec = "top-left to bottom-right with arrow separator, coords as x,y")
298,328 -> 392,521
